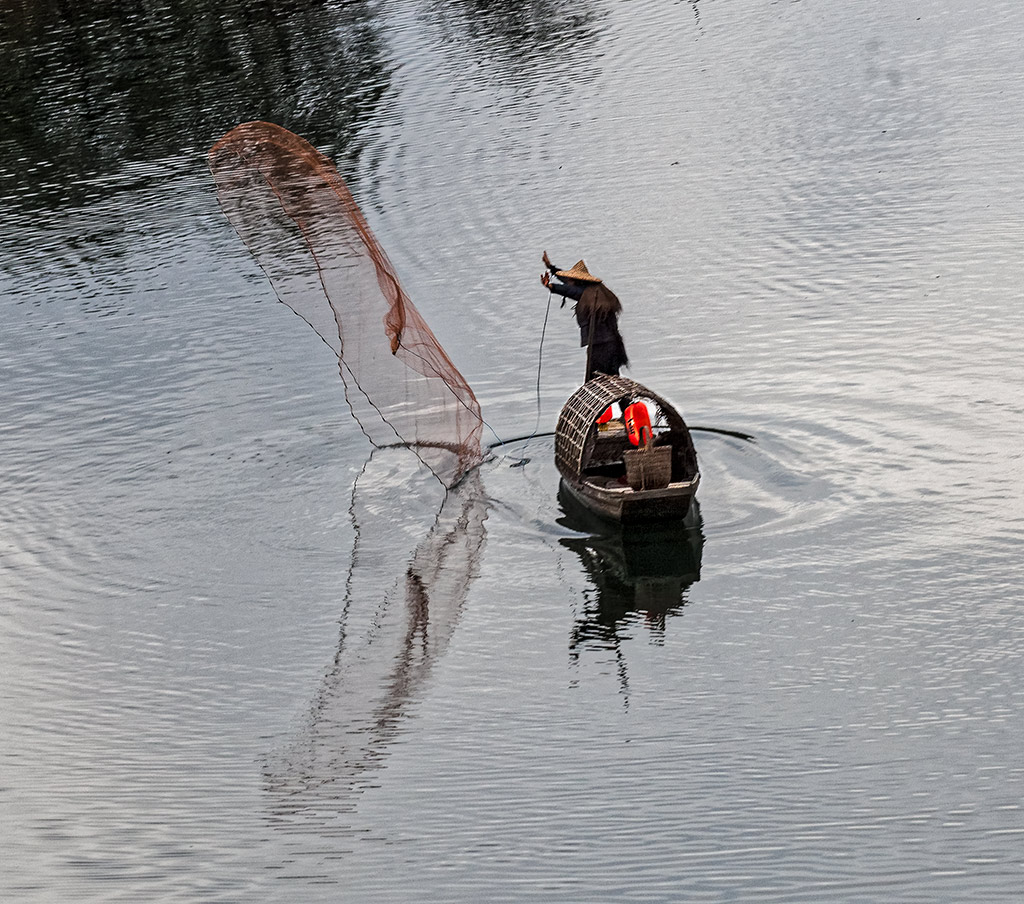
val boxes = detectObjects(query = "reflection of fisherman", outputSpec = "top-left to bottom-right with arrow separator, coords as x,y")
541,252 -> 629,381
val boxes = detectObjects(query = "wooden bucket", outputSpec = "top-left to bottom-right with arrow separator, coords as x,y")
623,445 -> 672,490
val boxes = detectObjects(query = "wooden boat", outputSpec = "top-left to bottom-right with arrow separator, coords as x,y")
555,374 -> 700,524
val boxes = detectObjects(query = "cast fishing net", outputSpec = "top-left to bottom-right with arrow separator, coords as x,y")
208,121 -> 484,488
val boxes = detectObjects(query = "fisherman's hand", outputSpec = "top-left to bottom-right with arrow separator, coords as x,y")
542,250 -> 553,269
541,272 -> 551,288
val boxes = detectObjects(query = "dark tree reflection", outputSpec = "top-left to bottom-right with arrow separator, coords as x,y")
426,0 -> 601,64
0,0 -> 609,210
424,0 -> 604,99
0,0 -> 390,208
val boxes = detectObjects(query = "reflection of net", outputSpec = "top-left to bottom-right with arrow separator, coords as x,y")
209,121 -> 483,488
264,458 -> 487,820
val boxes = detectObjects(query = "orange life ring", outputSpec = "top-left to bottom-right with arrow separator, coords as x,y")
624,402 -> 651,447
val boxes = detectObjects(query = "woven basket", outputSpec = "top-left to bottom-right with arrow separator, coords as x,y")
623,445 -> 672,490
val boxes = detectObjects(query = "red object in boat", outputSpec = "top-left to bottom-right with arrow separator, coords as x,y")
624,402 -> 651,447
596,405 -> 614,424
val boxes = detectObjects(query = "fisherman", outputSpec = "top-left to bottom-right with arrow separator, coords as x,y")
541,251 -> 629,380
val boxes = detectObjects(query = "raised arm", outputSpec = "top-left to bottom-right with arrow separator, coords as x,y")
545,279 -> 584,301
540,251 -> 584,302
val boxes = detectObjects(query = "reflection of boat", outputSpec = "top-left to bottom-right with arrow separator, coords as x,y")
558,484 -> 703,652
555,374 -> 700,524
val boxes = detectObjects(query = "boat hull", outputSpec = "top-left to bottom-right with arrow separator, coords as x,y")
558,473 -> 700,525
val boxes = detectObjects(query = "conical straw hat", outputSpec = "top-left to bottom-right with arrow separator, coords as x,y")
555,260 -> 602,283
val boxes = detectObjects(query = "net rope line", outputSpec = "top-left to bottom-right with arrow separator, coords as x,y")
529,291 -> 554,441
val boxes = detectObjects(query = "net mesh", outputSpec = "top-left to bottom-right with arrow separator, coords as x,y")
208,121 -> 483,488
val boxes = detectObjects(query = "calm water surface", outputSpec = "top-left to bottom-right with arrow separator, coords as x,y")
2,1 -> 1023,901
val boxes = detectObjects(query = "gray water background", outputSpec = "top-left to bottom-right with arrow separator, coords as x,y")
2,1 -> 1023,901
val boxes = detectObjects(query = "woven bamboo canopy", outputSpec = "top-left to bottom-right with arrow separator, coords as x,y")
555,374 -> 698,482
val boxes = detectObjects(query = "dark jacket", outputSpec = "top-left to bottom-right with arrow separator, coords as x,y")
546,273 -> 629,379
